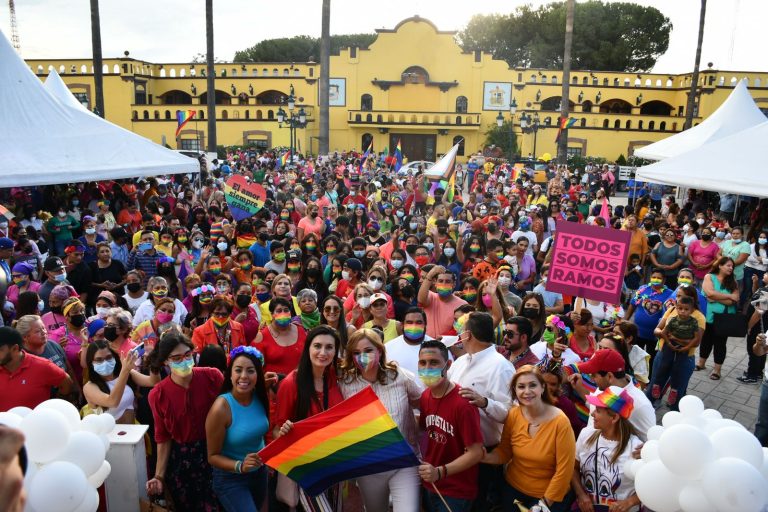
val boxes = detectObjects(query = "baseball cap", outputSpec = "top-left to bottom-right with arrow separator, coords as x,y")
370,293 -> 388,305
0,238 -> 13,250
65,239 -> 86,252
43,256 -> 65,272
586,385 -> 635,419
577,349 -> 626,375
87,319 -> 106,339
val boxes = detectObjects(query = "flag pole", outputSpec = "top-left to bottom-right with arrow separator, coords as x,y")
430,483 -> 454,512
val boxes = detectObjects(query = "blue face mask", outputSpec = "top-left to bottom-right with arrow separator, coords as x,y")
138,242 -> 153,252
54,272 -> 67,283
93,358 -> 116,376
256,292 -> 271,303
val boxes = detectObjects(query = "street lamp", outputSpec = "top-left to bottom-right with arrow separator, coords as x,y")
277,84 -> 308,160
495,98 -> 518,160
519,112 -> 541,159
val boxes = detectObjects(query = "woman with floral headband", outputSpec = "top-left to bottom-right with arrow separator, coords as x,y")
183,283 -> 216,335
206,346 -> 271,512
192,296 -> 248,354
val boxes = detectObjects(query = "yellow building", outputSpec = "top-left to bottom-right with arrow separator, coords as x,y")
26,16 -> 768,162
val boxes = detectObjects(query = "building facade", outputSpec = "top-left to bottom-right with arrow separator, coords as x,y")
26,16 -> 768,162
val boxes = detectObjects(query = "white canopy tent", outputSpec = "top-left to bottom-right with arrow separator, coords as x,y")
634,79 -> 766,161
44,69 -> 96,114
0,30 -> 198,188
636,120 -> 768,197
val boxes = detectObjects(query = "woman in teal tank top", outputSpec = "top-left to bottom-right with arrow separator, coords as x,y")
206,346 -> 271,512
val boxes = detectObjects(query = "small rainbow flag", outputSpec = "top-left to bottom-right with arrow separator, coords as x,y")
175,110 -> 196,136
394,139 -> 403,171
258,387 -> 419,496
277,151 -> 291,169
359,140 -> 373,173
555,116 -> 578,142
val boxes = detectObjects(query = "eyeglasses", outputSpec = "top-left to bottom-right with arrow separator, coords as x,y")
323,306 -> 341,313
504,330 -> 519,338
167,350 -> 194,363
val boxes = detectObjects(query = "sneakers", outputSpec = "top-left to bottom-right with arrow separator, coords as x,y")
651,384 -> 661,399
737,375 -> 761,384
667,389 -> 678,406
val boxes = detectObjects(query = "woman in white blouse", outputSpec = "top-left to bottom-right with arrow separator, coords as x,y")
337,328 -> 424,512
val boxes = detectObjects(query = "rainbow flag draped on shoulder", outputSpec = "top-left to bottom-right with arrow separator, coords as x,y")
258,387 -> 419,496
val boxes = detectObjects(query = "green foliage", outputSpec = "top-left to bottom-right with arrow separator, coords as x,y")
616,154 -> 627,166
567,154 -> 607,169
457,1 -> 672,72
484,120 -> 518,159
234,34 -> 377,62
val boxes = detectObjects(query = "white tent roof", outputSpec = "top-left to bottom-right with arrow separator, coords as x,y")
44,69 -> 95,114
636,120 -> 768,197
633,79 -> 766,161
0,30 -> 198,187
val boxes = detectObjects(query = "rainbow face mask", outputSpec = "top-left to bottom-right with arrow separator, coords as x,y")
212,315 -> 229,328
463,291 -> 477,303
403,324 -> 425,341
649,278 -> 663,287
678,277 -> 693,286
306,243 -> 317,251
436,283 -> 453,298
418,366 -> 446,387
274,312 -> 292,327
209,266 -> 222,275
287,262 -> 301,273
353,351 -> 379,373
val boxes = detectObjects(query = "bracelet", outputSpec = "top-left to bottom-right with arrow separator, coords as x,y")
234,460 -> 242,474
442,465 -> 448,478
436,466 -> 442,481
153,474 -> 164,481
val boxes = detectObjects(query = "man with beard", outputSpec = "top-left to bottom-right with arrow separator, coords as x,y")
503,316 -> 540,369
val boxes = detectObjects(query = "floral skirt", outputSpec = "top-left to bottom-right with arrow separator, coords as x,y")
167,439 -> 220,511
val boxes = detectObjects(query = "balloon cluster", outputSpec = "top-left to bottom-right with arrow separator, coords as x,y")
626,395 -> 768,512
0,399 -> 114,512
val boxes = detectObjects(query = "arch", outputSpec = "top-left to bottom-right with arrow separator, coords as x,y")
453,136 -> 465,156
159,68 -> 166,77
142,110 -> 149,120
455,115 -> 462,125
603,78 -> 609,86
602,119 -> 609,128
755,78 -> 762,87
401,65 -> 429,84
283,69 -> 289,76
256,110 -> 263,120
272,68 -> 279,76
165,110 -> 171,120
293,69 -> 300,76
645,78 -> 651,86
59,65 -> 65,73
582,76 -> 589,85
361,94 -> 373,111
231,69 -> 237,77
718,76 -> 725,86
599,98 -> 632,114
648,121 -> 655,130
361,133 -> 373,149
730,77 -> 738,85
655,79 -> 662,87
666,78 -> 673,87
551,76 -> 557,85
592,76 -> 598,86
614,119 -> 621,129
614,78 -> 620,86
432,115 -> 439,123
624,78 -> 630,86
245,110 -> 250,119
160,90 -> 192,104
388,114 -> 394,122
267,110 -> 274,120
455,96 -> 468,113
378,115 -> 384,123
638,120 -> 644,130
625,120 -> 631,129
190,69 -> 196,77
132,111 -> 138,120
222,110 -> 228,120
199,90 -> 232,105
640,100 -> 674,116
540,96 -> 575,111
251,69 -> 258,76
366,113 -> 373,122
81,64 -> 87,73
262,68 -> 268,76
37,65 -> 44,74
198,110 -> 204,120
179,69 -> 186,77
572,76 -> 578,84
169,68 -> 176,77
399,114 -> 406,123
580,118 -> 586,127
410,114 -> 417,123
541,75 -> 547,84
672,122 -> 677,131
660,121 -> 666,130
421,115 -> 429,123
256,90 -> 288,105
154,111 -> 160,120
530,74 -> 537,83
70,65 -> 77,74
581,100 -> 593,113
634,78 -> 641,86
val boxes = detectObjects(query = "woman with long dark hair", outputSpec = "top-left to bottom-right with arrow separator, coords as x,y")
319,295 -> 354,351
146,332 -> 224,511
206,346 -> 271,512
697,256 -> 740,380
274,326 -> 344,510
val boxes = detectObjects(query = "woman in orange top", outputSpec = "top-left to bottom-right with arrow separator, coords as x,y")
483,365 -> 575,511
191,296 -> 247,354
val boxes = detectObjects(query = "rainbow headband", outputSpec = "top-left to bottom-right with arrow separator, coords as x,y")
191,284 -> 215,297
546,314 -> 566,330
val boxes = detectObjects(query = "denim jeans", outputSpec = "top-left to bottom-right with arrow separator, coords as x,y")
423,489 -> 473,512
212,466 -> 267,512
647,350 -> 695,410
755,379 -> 768,447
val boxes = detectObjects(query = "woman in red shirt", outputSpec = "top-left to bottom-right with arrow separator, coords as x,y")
274,325 -> 344,509
146,332 -> 224,511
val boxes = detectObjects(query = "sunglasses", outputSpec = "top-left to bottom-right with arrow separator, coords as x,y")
323,306 -> 341,313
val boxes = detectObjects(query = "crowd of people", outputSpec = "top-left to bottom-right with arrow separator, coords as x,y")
1,147 -> 767,512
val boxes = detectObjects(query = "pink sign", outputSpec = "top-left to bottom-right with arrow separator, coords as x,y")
546,220 -> 631,304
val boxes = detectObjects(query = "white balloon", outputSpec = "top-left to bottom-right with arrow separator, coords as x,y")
702,457 -> 768,512
98,414 -> 116,435
28,461 -> 89,512
701,408 -> 723,420
100,433 -> 110,452
23,461 -> 39,494
79,415 -> 102,435
661,410 -> 684,427
86,460 -> 111,488
640,439 -> 660,461
634,459 -> 685,512
711,427 -> 763,469
19,409 -> 70,463
646,424 -> 664,441
761,448 -> 768,480
7,406 -> 32,417
678,394 -> 705,417
71,486 -> 99,512
658,424 -> 715,477
0,411 -> 22,429
35,399 -> 81,431
59,431 -> 106,476
678,484 -> 714,512
623,458 -> 637,479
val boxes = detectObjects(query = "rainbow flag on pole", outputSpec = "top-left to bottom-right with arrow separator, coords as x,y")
175,110 -> 196,136
555,116 -> 578,142
258,387 -> 419,496
394,139 -> 403,171
277,151 -> 291,169
359,140 -> 373,172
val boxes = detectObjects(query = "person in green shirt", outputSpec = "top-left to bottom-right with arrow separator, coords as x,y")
47,207 -> 79,257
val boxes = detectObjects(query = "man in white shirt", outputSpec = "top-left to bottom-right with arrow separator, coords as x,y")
385,308 -> 436,377
447,311 -> 515,510
572,348 -> 656,441
132,276 -> 188,327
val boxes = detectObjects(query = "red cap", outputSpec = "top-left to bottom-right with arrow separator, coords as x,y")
577,349 -> 626,375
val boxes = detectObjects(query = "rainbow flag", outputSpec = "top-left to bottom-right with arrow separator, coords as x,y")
175,110 -> 196,136
555,116 -> 578,142
394,139 -> 403,171
258,387 -> 419,496
359,140 -> 373,172
277,151 -> 291,169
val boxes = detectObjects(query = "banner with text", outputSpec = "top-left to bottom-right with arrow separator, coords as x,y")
223,175 -> 266,221
546,220 -> 631,304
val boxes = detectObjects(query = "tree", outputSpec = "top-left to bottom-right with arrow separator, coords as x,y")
684,0 -> 707,130
484,120 -> 518,159
205,0 -> 216,151
89,0 -> 104,117
457,1 -> 672,72
234,34 -> 377,62
319,0 -> 331,155
557,0 -> 575,164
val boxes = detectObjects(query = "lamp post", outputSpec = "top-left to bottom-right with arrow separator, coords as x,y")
495,99 -> 518,160
519,112 -> 540,159
276,84 -> 307,161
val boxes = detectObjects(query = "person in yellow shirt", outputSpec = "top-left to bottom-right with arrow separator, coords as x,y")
483,364 -> 575,511
528,185 -> 550,208
622,214 -> 649,265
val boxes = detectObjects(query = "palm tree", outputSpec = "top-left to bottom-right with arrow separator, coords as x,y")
205,0 -> 217,152
318,0 -> 330,155
89,0 -> 105,117
556,0 -> 575,164
684,0 -> 707,130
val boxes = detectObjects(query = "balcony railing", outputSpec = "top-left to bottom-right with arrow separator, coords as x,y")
131,105 -> 314,122
527,111 -> 692,133
348,110 -> 481,127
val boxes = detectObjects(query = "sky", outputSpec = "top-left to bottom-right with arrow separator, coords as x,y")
3,0 -> 767,73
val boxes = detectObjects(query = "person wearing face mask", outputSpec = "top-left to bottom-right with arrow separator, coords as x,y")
625,269 -> 673,367
686,227 -> 720,286
50,296 -> 89,383
192,297 -> 247,354
335,257 -> 363,300
46,205 -> 79,257
146,333 -> 224,511
78,216 -> 105,264
132,276 -> 188,328
83,343 -> 155,423
337,328 -> 424,512
472,239 -> 506,283
297,204 -> 324,242
742,231 -> 768,309
386,306 -> 442,375
7,262 -> 40,310
719,226 -> 751,295
123,270 -> 149,315
90,243 -> 127,305
127,231 -> 162,287
132,297 -> 179,351
418,266 -> 468,339
416,340 -> 484,512
347,282 -> 376,329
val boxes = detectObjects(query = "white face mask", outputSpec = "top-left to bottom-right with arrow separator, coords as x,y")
85,228 -> 96,235
216,242 -> 228,251
696,218 -> 705,226
497,277 -> 512,287
58,211 -> 67,218
443,247 -> 456,258
96,307 -> 109,318
158,208 -> 164,214
342,270 -> 351,281
357,296 -> 371,309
